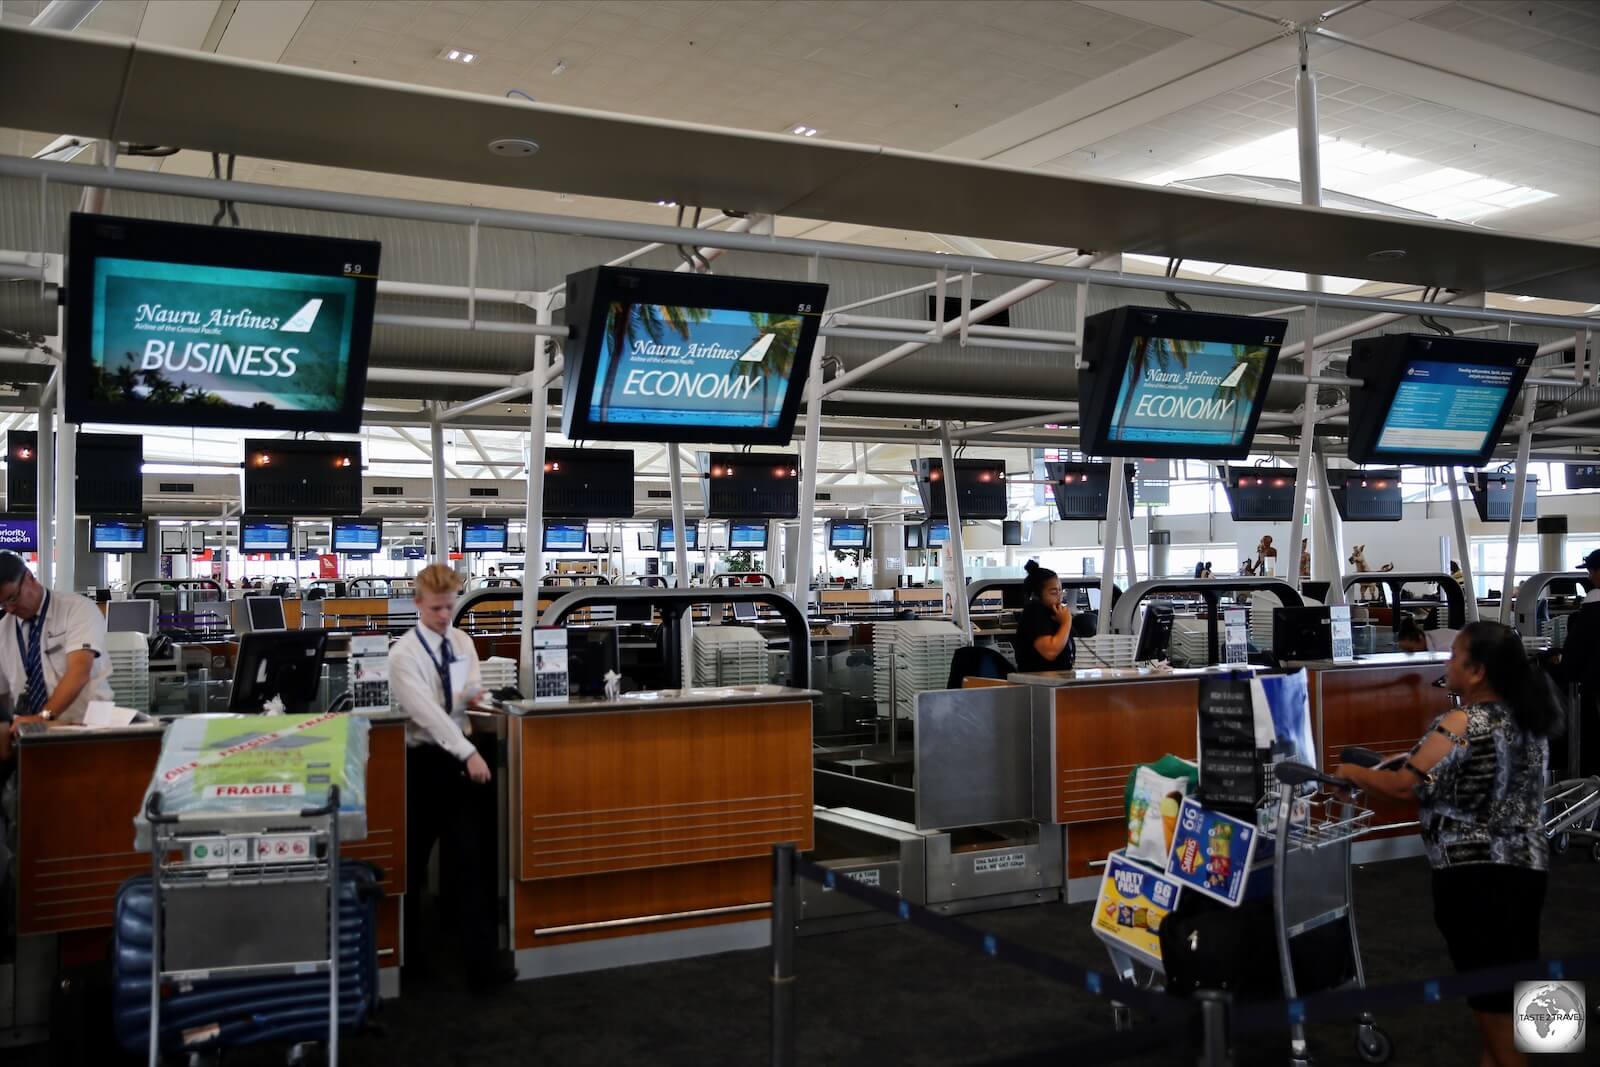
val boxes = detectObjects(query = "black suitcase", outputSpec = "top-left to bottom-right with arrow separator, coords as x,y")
111,861 -> 382,1054
1159,892 -> 1354,999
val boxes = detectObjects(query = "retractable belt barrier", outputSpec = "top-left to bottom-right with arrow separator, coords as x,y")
769,845 -> 1600,1066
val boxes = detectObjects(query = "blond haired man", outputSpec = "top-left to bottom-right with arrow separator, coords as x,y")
390,564 -> 510,986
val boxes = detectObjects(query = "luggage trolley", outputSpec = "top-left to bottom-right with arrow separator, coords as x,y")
137,786 -> 349,1066
1271,759 -> 1391,1066
1545,776 -> 1600,861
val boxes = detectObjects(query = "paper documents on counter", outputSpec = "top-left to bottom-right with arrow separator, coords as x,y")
84,700 -> 141,728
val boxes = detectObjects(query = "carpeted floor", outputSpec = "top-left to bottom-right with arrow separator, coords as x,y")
17,851 -> 1599,1066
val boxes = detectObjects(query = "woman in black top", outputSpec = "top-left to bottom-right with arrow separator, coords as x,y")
1014,560 -> 1074,673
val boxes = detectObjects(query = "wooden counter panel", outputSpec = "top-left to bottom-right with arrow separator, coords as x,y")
1315,663 -> 1448,836
518,701 -> 813,881
962,678 -> 1014,689
1066,819 -> 1128,879
1054,680 -> 1198,825
513,856 -> 769,948
17,721 -> 408,939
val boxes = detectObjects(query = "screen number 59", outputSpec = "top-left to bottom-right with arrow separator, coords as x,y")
343,263 -> 364,275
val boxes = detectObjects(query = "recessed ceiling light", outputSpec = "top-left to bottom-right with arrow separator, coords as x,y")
788,124 -> 820,137
657,199 -> 677,207
438,47 -> 476,64
487,138 -> 539,157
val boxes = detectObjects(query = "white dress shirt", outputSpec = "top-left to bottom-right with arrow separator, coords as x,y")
389,624 -> 483,761
0,589 -> 114,724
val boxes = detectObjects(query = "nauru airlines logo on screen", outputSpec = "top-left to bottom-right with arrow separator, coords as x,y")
279,299 -> 323,333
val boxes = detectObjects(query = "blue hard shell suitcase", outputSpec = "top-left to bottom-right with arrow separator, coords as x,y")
111,861 -> 382,1054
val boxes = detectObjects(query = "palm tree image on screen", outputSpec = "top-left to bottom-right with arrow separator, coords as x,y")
597,302 -> 801,425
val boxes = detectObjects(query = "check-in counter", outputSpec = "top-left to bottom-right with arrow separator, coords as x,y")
500,684 -> 815,977
1010,666 -> 1235,899
1295,651 -> 1452,851
12,713 -> 408,987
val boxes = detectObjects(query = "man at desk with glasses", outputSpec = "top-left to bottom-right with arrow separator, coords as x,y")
0,551 -> 112,744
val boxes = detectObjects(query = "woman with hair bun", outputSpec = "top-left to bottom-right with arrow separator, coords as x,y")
1014,560 -> 1075,673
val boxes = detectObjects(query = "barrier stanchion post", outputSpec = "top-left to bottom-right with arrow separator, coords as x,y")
1195,990 -> 1233,1067
771,843 -> 797,1067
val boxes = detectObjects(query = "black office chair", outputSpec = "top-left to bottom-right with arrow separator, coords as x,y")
946,645 -> 1014,689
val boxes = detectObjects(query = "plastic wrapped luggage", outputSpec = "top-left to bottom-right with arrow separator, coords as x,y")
111,861 -> 381,1054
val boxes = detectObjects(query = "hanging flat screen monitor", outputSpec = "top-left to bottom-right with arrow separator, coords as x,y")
543,522 -> 588,552
655,520 -> 699,550
1346,334 -> 1535,466
729,521 -> 769,550
330,517 -> 380,554
925,521 -> 950,548
904,524 -> 924,550
64,213 -> 378,433
77,433 -> 144,514
1466,472 -> 1538,522
1002,520 -> 1023,546
828,521 -> 868,550
1045,462 -> 1135,520
245,439 -> 362,516
1221,466 -> 1298,521
543,447 -> 635,518
90,517 -> 147,553
698,452 -> 800,518
240,517 -> 292,553
1331,470 -> 1403,522
911,458 -> 1008,520
1566,463 -> 1600,490
560,266 -> 827,445
1078,306 -> 1286,460
462,518 -> 508,553
0,514 -> 39,554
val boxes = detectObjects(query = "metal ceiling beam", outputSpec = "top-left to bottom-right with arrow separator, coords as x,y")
389,425 -> 465,480
461,429 -> 508,479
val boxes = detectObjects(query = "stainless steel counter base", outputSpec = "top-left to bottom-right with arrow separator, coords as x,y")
801,808 -> 929,936
924,825 -> 1063,916
513,918 -> 769,980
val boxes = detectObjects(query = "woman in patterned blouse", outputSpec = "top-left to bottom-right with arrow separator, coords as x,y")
1341,621 -> 1558,1067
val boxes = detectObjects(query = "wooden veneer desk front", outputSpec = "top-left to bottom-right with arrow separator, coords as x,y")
1009,666 -> 1248,901
12,713 -> 408,991
501,684 -> 815,978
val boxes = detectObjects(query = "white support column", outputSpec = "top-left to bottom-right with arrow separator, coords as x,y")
792,262 -> 826,611
1119,495 -> 1137,586
1099,458 -> 1126,614
54,393 -> 76,591
938,423 -> 971,643
429,411 -> 448,566
1499,389 -> 1537,623
1446,469 -> 1480,623
1296,29 -> 1322,211
667,447 -> 694,685
520,294 -> 553,693
1287,304 -> 1318,590
1312,448 -> 1346,604
36,371 -> 55,587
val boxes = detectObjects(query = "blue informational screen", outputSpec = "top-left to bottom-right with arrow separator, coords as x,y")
1107,337 -> 1273,448
588,305 -> 803,431
543,522 -> 587,551
926,521 -> 950,548
730,522 -> 768,550
0,515 -> 39,554
241,519 -> 291,552
1375,360 -> 1518,457
656,521 -> 699,550
331,519 -> 380,553
828,521 -> 868,549
92,519 -> 146,553
462,519 -> 508,552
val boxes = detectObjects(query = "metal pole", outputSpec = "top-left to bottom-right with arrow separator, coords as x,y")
521,295 -> 553,693
1287,303 -> 1318,590
1296,30 -> 1322,212
793,258 -> 826,611
769,843 -> 797,1067
937,423 -> 971,643
1195,989 -> 1233,1067
1446,469 -> 1480,623
55,396 -> 75,590
1500,388 -> 1537,623
429,412 -> 450,567
1119,493 -> 1137,586
1099,458 -> 1126,614
667,447 -> 694,684
35,369 -> 55,587
1312,448 -> 1346,604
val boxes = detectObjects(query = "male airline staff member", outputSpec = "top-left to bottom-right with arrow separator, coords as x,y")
0,552 -> 113,753
389,563 -> 513,988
